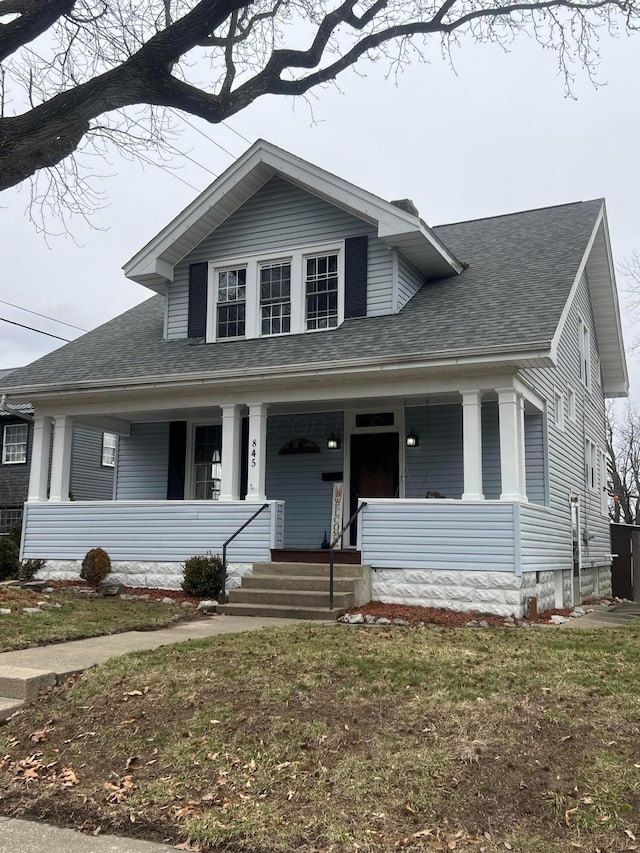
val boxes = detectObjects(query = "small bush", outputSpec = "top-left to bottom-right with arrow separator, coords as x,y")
19,558 -> 47,582
7,522 -> 22,549
80,547 -> 112,587
0,536 -> 19,581
182,552 -> 226,599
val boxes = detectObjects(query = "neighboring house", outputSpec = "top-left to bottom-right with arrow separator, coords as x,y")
0,368 -> 115,533
0,141 -> 628,616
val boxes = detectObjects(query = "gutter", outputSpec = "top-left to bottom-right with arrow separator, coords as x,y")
0,395 -> 34,422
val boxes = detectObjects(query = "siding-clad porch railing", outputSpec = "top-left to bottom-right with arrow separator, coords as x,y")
21,500 -> 284,563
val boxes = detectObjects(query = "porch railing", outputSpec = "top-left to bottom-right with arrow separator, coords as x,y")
329,501 -> 367,609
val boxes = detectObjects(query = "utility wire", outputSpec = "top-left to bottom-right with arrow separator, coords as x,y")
175,112 -> 239,159
222,120 -> 252,145
0,299 -> 88,332
0,317 -> 72,342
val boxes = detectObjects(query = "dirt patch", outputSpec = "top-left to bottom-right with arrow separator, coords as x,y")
48,579 -> 202,605
341,600 -> 577,627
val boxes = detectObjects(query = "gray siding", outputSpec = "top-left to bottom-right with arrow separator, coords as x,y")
481,402 -> 501,500
524,412 -> 545,505
166,176 -> 393,338
405,405 -> 463,499
397,253 -> 423,311
519,502 -> 571,573
70,428 -> 114,501
520,270 -> 610,569
265,411 -> 343,548
21,500 -> 283,562
116,422 -> 169,500
360,499 -> 516,571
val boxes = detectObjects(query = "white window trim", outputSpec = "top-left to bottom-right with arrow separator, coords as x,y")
553,386 -> 565,431
578,315 -> 591,391
185,419 -> 223,500
206,240 -> 345,343
566,385 -> 576,423
101,432 -> 117,467
599,449 -> 609,516
585,436 -> 598,493
2,422 -> 28,465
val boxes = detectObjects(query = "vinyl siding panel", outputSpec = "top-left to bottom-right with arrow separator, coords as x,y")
21,500 -> 283,562
524,412 -> 545,505
404,405 -> 463,498
520,270 -> 610,570
115,422 -> 170,500
481,402 -> 501,500
519,502 -> 570,572
360,499 -> 516,571
397,253 -> 424,310
70,428 -> 114,500
265,411 -> 343,548
166,176 -> 393,338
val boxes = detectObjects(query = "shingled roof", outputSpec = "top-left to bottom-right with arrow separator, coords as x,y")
0,199 -> 606,395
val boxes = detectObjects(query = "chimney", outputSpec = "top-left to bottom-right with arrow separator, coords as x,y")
390,198 -> 419,217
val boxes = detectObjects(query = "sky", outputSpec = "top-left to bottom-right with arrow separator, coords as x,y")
1,23 -> 639,397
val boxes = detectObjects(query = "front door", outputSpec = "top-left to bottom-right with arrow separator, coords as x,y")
349,432 -> 399,544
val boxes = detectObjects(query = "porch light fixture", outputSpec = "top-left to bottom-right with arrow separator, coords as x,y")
406,429 -> 419,448
327,432 -> 341,450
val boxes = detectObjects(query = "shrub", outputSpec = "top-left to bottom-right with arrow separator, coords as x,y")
182,553 -> 226,599
80,547 -> 112,587
19,558 -> 47,582
0,536 -> 19,581
7,522 -> 22,549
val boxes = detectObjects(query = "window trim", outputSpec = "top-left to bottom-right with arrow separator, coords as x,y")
206,241 -> 344,343
553,386 -> 565,431
101,432 -> 118,468
585,436 -> 598,493
2,422 -> 28,465
566,385 -> 576,423
599,449 -> 609,516
578,315 -> 591,391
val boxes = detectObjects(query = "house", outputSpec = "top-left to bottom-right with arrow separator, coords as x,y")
0,141 -> 628,617
0,368 -> 115,534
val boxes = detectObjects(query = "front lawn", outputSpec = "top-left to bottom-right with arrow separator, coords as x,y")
0,586 -> 198,652
1,622 -> 640,851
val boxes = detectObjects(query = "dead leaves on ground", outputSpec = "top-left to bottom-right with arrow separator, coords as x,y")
1,752 -> 78,788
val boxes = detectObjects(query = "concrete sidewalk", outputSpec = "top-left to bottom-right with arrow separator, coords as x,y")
560,600 -> 640,628
0,815 -> 175,851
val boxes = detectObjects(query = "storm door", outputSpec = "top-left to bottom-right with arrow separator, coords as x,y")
349,432 -> 399,545
193,425 -> 222,500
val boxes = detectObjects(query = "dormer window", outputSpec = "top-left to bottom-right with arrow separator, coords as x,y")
216,268 -> 246,339
260,261 -> 291,335
305,253 -> 339,330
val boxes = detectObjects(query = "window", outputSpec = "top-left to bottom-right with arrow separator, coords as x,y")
216,268 -> 246,339
260,261 -> 291,335
553,387 -> 565,430
585,438 -> 597,492
2,423 -> 28,464
102,432 -> 117,467
599,450 -> 609,516
193,425 -> 222,500
0,506 -> 22,536
567,386 -> 576,422
305,253 -> 339,330
578,317 -> 591,390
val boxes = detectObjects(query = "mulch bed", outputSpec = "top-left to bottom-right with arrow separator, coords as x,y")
47,579 -> 202,605
342,600 -> 577,627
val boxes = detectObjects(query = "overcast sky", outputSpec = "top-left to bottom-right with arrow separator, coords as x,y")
1,28 -> 639,397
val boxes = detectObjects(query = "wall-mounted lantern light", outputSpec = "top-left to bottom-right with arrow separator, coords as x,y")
327,432 -> 341,450
406,429 -> 419,448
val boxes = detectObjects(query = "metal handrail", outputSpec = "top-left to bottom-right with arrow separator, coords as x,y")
221,502 -> 269,602
329,501 -> 367,610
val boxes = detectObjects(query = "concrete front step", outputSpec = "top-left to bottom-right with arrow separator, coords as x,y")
228,588 -> 355,609
218,602 -> 343,621
252,562 -> 369,579
0,665 -> 57,701
0,696 -> 24,722
242,574 -> 359,593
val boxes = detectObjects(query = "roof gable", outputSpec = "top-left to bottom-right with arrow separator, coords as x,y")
124,140 -> 463,291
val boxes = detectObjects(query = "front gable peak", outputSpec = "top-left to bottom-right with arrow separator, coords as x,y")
123,140 -> 463,292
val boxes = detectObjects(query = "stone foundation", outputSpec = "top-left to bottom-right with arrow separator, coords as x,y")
520,570 -> 556,613
40,560 -> 252,591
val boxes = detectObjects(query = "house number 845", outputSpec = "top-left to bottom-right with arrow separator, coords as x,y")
251,439 -> 257,468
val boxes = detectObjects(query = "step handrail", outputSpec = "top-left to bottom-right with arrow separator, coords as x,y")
329,501 -> 367,610
221,503 -> 269,602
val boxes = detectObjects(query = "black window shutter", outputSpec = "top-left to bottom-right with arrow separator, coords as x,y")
167,421 -> 187,500
344,235 -> 368,319
188,262 -> 208,338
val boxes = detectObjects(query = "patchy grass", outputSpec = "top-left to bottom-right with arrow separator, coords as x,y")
0,587 -> 198,651
1,622 -> 640,851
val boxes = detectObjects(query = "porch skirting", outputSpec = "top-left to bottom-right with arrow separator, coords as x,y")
39,560 -> 252,591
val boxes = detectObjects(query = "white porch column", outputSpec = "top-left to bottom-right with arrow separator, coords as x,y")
461,390 -> 484,501
27,416 -> 52,501
246,403 -> 268,502
220,404 -> 242,501
497,388 -> 527,501
49,415 -> 73,502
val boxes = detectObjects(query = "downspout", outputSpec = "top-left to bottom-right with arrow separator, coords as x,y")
0,395 -> 34,423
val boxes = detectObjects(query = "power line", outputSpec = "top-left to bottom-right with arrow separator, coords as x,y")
175,112 -> 239,159
0,299 -> 88,332
222,121 -> 252,145
0,317 -> 72,342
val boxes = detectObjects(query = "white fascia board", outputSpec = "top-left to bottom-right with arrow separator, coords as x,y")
598,205 -> 629,395
124,139 -> 462,288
